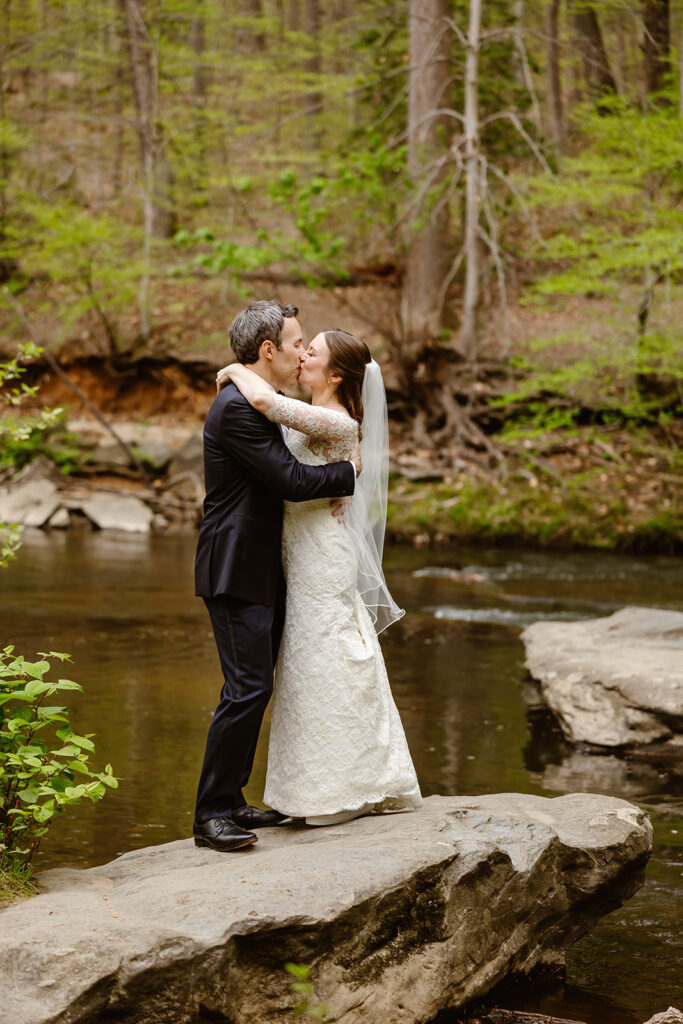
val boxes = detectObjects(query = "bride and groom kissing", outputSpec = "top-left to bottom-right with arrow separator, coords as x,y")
193,299 -> 422,852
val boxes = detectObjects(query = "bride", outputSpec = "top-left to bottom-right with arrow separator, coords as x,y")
219,328 -> 422,826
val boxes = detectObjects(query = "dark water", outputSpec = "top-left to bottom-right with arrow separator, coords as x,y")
2,532 -> 682,1023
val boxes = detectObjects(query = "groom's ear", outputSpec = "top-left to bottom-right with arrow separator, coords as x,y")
260,339 -> 275,361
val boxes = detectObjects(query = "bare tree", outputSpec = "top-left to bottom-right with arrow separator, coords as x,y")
190,0 -> 207,182
111,0 -> 125,196
642,0 -> 670,97
304,0 -> 322,149
119,0 -> 176,239
119,0 -> 176,343
545,0 -> 564,147
458,0 -> 482,360
574,3 -> 618,99
289,0 -> 301,32
400,0 -> 452,362
235,0 -> 265,53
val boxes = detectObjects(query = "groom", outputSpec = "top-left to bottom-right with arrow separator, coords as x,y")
193,300 -> 358,852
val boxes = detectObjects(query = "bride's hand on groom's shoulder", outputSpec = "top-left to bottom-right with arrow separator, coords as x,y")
216,364 -> 235,393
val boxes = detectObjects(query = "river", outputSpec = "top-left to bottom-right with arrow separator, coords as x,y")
1,531 -> 681,1023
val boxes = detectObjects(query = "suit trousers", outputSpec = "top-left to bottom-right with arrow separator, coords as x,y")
194,590 -> 285,824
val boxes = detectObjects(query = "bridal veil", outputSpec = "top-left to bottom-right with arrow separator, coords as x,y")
346,359 -> 404,633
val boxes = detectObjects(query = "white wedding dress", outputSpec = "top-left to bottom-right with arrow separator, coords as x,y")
262,394 -> 423,819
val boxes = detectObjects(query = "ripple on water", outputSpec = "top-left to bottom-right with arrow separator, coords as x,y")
429,605 -> 594,626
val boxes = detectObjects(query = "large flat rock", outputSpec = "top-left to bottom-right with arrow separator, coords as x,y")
522,606 -> 683,747
0,793 -> 651,1024
0,478 -> 60,527
80,493 -> 153,533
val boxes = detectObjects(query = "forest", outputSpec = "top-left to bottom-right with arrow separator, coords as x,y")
0,0 -> 681,550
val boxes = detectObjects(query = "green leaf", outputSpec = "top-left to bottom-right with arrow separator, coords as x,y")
24,679 -> 53,698
23,661 -> 50,680
69,734 -> 95,752
285,964 -> 311,980
56,679 -> 83,691
32,801 -> 54,823
290,981 -> 313,994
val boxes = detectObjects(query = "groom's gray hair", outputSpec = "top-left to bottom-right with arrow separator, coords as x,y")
229,300 -> 299,364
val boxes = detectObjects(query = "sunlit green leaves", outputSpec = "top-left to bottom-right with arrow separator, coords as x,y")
0,648 -> 118,873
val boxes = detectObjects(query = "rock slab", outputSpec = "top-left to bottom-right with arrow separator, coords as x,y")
522,606 -> 683,747
0,478 -> 60,527
80,493 -> 153,533
0,793 -> 651,1024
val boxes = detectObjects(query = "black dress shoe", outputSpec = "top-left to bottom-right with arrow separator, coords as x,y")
193,816 -> 258,852
230,804 -> 288,829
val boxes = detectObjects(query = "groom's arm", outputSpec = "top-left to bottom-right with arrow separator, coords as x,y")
217,393 -> 355,502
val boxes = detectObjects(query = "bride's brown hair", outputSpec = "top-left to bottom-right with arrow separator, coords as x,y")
323,329 -> 372,431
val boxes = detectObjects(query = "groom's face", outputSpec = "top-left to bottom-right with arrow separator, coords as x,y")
271,316 -> 304,389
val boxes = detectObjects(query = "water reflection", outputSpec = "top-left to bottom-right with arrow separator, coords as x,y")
525,707 -> 683,820
1,533 -> 682,1022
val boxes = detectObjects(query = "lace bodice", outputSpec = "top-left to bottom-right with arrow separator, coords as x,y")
266,393 -> 357,464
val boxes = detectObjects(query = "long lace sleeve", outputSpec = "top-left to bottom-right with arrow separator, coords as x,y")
266,393 -> 358,446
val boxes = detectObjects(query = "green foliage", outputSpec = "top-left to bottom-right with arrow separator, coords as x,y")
0,342 -> 63,564
0,415 -> 80,475
525,96 -> 683,303
512,96 -> 683,430
0,648 -> 118,873
495,327 -> 682,430
285,963 -> 330,1022
388,441 -> 682,553
2,199 -> 143,351
0,525 -> 22,571
175,139 -> 407,288
0,343 -> 117,899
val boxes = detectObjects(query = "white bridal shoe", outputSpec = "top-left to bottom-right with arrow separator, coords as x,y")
305,804 -> 373,827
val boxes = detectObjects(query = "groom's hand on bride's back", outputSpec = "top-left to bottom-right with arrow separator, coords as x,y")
350,436 -> 362,478
330,497 -> 350,524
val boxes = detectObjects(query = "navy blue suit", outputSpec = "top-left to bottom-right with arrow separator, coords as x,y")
194,383 -> 355,822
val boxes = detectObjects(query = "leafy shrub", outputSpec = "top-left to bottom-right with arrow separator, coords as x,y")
0,648 -> 118,873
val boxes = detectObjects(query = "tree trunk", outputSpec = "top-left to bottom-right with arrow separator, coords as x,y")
235,0 -> 265,53
513,0 -> 542,131
304,0 -> 322,149
0,0 -> 11,233
545,0 -> 564,147
458,0 -> 482,360
400,0 -> 452,362
190,0 -> 207,183
119,0 -> 176,240
288,0 -> 301,32
642,0 -> 670,96
574,4 -> 618,99
112,0 -> 124,196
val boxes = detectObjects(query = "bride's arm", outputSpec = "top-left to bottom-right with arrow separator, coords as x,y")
217,363 -> 358,444
218,364 -> 275,414
266,394 -> 358,445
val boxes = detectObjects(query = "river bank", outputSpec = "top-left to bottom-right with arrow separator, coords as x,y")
2,410 -> 680,554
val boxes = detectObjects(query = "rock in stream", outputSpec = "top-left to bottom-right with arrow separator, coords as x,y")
0,792 -> 651,1024
522,606 -> 683,748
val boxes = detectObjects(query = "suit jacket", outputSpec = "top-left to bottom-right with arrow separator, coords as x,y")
194,382 -> 355,606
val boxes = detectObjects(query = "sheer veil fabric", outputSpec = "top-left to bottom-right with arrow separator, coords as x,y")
346,359 -> 404,633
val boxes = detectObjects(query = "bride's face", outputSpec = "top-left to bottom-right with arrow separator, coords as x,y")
299,333 -> 331,389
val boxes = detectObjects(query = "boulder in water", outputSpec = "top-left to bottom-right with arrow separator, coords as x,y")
522,607 -> 683,747
0,792 -> 651,1024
